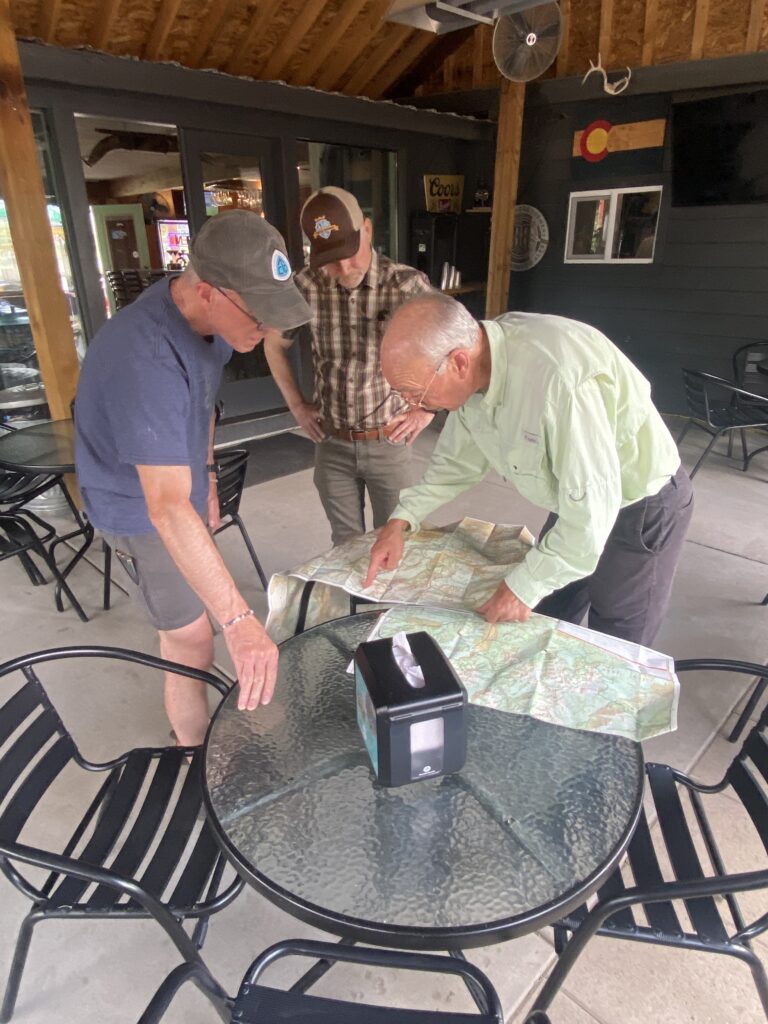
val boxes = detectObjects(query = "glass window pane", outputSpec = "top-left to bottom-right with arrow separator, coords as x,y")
569,196 -> 610,258
295,142 -> 397,263
0,111 -> 85,410
612,190 -> 661,260
202,154 -> 264,217
74,115 -> 185,317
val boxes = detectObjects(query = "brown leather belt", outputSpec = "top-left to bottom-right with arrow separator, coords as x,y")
326,424 -> 396,442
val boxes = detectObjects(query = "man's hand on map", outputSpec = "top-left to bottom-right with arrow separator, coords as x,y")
386,409 -> 435,445
476,581 -> 532,624
364,519 -> 408,586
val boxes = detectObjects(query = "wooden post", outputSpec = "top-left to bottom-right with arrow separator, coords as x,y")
0,0 -> 80,420
485,79 -> 525,320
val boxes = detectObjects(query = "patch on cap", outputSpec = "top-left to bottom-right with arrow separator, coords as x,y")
271,250 -> 292,281
313,215 -> 339,241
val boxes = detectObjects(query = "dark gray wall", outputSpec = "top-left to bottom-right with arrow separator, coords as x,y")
511,90 -> 768,413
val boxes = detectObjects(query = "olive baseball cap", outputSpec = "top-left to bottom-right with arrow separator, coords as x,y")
300,186 -> 365,269
189,209 -> 311,331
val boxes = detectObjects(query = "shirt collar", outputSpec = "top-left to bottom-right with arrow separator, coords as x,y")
478,319 -> 508,410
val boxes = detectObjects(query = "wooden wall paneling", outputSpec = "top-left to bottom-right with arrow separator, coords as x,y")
364,30 -> 435,99
599,0 -> 614,63
143,0 -> 183,60
486,80 -> 525,319
90,0 -> 122,50
746,0 -> 768,50
261,0 -> 328,81
188,0 -> 242,67
291,1 -> 364,87
690,0 -> 711,58
37,0 -> 63,42
225,0 -> 283,75
314,0 -> 391,91
343,24 -> 411,95
642,0 -> 659,64
556,0 -> 570,75
0,0 -> 80,419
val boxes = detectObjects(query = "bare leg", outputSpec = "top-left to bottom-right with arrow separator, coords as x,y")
158,611 -> 214,747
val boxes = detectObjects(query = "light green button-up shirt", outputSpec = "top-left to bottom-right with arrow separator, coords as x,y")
392,312 -> 681,609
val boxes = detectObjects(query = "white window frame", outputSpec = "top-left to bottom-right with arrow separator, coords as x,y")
564,185 -> 662,264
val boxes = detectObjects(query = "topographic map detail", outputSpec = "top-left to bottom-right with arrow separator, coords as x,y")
266,517 -> 678,741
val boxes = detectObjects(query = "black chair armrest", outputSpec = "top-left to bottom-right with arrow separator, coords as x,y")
0,646 -> 231,697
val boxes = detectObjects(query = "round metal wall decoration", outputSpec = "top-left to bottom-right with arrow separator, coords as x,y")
511,204 -> 549,272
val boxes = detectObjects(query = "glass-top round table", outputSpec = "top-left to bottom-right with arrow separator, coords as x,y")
0,418 -> 77,473
204,613 -> 644,950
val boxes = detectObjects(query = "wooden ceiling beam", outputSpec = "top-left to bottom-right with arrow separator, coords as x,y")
143,0 -> 184,61
745,0 -> 767,51
314,0 -> 391,92
291,2 -> 366,87
90,0 -> 122,50
555,0 -> 570,76
598,0 -> 614,65
37,0 -> 63,43
344,25 -> 411,96
225,0 -> 283,76
363,30 -> 436,99
386,25 -> 473,98
690,0 -> 710,60
641,0 -> 659,65
188,0 -> 241,67
260,0 -> 327,81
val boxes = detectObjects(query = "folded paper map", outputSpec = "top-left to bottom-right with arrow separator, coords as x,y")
266,517 -> 679,742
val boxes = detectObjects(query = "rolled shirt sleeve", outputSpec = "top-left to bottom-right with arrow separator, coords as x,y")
505,377 -> 623,609
391,408 -> 491,531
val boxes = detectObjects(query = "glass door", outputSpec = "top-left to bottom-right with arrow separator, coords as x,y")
181,130 -> 300,426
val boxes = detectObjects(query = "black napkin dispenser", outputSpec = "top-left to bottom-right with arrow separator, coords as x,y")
354,631 -> 467,787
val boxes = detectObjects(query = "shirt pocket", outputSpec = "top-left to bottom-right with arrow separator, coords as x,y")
506,442 -> 557,506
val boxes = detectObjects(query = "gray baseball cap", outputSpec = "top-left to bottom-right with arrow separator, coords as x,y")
189,210 -> 311,331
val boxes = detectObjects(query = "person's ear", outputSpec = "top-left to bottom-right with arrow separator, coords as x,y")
362,218 -> 373,244
195,280 -> 215,309
451,348 -> 472,379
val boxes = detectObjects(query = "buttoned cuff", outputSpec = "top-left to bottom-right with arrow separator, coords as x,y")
503,561 -> 553,612
390,504 -> 420,532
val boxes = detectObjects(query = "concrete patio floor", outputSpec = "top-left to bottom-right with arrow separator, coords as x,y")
0,416 -> 767,1023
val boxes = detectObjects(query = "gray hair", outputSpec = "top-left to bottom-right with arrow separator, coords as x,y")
391,293 -> 480,370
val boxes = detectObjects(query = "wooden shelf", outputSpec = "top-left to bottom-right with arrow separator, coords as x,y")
443,281 -> 486,296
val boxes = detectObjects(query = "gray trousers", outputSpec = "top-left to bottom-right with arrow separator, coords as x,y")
314,436 -> 415,546
534,465 -> 694,646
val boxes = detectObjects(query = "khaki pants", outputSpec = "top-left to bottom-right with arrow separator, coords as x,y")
314,436 -> 415,546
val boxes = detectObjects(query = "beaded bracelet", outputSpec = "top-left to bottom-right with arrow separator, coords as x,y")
221,608 -> 255,630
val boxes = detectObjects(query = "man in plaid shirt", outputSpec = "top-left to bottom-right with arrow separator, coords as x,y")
265,187 -> 435,545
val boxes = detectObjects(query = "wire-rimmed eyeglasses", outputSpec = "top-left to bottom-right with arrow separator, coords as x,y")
214,286 -> 264,330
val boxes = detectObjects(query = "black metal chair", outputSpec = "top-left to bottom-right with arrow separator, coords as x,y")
102,447 -> 268,609
0,646 -> 244,1022
0,511 -> 88,622
137,936 -> 504,1023
105,269 -> 180,311
732,341 -> 768,397
676,369 -> 768,478
212,447 -> 268,589
531,660 -> 768,1019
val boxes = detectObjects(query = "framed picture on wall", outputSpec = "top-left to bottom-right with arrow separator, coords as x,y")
564,186 -> 662,264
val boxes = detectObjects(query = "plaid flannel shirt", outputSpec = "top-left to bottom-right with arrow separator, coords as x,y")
294,251 -> 432,430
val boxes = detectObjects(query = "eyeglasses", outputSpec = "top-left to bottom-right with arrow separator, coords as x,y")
390,357 -> 446,410
214,286 -> 264,329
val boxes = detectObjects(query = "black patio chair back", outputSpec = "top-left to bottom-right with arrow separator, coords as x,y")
138,937 -> 504,1023
106,269 -> 180,311
212,447 -> 268,589
532,659 -> 768,1019
0,424 -> 60,511
0,646 -> 243,1022
732,340 -> 768,396
676,369 -> 768,477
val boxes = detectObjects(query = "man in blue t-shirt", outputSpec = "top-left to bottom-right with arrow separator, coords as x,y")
76,211 -> 311,745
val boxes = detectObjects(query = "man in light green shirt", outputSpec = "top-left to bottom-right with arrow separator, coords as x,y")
365,294 -> 693,645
